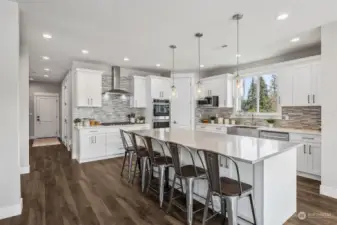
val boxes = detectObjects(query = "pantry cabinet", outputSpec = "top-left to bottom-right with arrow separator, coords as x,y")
75,68 -> 103,107
130,76 -> 147,108
149,76 -> 171,99
199,74 -> 234,107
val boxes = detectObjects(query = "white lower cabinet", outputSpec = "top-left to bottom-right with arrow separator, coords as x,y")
80,133 -> 106,159
196,124 -> 227,134
297,144 -> 321,176
106,132 -> 124,156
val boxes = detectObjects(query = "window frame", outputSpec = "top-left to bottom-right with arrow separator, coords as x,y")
233,70 -> 281,119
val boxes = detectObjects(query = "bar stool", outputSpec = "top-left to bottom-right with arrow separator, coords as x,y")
197,149 -> 257,225
144,136 -> 173,208
166,141 -> 208,225
120,129 -> 144,182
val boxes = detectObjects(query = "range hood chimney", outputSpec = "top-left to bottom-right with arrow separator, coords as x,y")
103,67 -> 130,95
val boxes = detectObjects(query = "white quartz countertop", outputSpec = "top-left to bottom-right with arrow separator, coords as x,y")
75,123 -> 150,129
196,123 -> 321,135
133,128 -> 301,164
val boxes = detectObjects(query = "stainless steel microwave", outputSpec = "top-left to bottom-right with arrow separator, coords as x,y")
197,96 -> 219,107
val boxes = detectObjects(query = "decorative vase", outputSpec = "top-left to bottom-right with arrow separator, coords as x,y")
211,120 -> 215,124
268,123 -> 274,128
130,118 -> 135,123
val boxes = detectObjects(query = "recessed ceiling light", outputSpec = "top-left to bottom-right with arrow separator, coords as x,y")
29,77 -> 34,81
291,37 -> 300,42
82,49 -> 89,54
156,64 -> 161,67
236,54 -> 241,58
277,13 -> 289,21
43,33 -> 52,39
124,57 -> 129,61
200,65 -> 205,68
44,74 -> 49,78
44,68 -> 50,71
42,56 -> 50,60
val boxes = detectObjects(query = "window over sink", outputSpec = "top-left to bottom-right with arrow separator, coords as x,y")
235,73 -> 279,116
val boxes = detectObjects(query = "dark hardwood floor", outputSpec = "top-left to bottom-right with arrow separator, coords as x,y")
1,142 -> 337,225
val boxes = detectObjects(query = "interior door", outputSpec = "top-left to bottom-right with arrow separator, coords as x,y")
171,77 -> 192,129
63,81 -> 68,145
35,95 -> 59,138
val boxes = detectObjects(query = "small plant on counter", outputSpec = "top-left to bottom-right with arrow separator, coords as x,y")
138,116 -> 145,124
266,119 -> 276,128
128,113 -> 136,123
74,118 -> 82,126
209,116 -> 216,124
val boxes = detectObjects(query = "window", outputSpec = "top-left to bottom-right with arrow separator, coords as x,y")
236,73 -> 278,114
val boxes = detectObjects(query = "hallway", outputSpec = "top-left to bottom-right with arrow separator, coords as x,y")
1,143 -> 336,225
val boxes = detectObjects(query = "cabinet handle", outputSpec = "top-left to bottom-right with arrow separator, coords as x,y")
95,136 -> 96,143
309,145 -> 311,155
216,127 -> 221,130
225,158 -> 229,169
88,98 -> 90,105
313,94 -> 315,104
304,145 -> 306,154
278,96 -> 281,104
308,95 -> 310,104
91,98 -> 93,105
302,137 -> 314,140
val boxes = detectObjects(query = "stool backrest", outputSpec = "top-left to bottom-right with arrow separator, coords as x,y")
131,132 -> 148,155
120,129 -> 133,150
197,149 -> 243,195
144,136 -> 170,165
166,141 -> 200,177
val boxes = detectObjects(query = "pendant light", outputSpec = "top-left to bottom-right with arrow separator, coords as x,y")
233,13 -> 243,89
195,33 -> 203,95
170,45 -> 177,97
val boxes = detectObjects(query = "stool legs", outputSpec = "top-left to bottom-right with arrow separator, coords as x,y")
248,193 -> 257,225
186,178 -> 195,225
128,152 -> 134,182
120,151 -> 128,177
202,188 -> 212,225
159,165 -> 166,208
226,196 -> 238,225
166,174 -> 177,213
141,157 -> 148,192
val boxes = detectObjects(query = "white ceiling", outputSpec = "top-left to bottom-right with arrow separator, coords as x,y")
19,0 -> 337,83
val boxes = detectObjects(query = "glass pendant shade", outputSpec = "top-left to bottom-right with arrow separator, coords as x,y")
171,85 -> 176,97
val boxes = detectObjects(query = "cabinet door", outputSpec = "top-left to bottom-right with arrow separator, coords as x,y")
161,79 -> 172,99
292,64 -> 312,106
278,68 -> 293,106
297,144 -> 307,173
76,72 -> 90,107
81,133 -> 106,159
88,73 -> 102,107
134,77 -> 147,107
151,78 -> 162,98
106,132 -> 124,156
311,62 -> 321,105
307,145 -> 321,176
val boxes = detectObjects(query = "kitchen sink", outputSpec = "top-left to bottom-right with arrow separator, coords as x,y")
227,125 -> 260,138
234,125 -> 258,129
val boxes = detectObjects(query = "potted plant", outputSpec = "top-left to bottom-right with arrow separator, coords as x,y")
138,116 -> 145,124
128,113 -> 136,123
210,116 -> 216,124
266,119 -> 276,128
74,118 -> 82,127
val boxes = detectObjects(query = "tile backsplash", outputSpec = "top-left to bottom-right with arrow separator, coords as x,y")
196,106 -> 321,130
74,73 -> 145,123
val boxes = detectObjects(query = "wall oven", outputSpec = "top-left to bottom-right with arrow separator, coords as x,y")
153,99 -> 170,116
153,117 -> 170,128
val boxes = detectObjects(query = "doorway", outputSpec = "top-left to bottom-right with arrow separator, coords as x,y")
34,93 -> 59,138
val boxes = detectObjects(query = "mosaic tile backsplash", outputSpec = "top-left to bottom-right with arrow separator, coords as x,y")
74,73 -> 145,122
196,106 -> 321,130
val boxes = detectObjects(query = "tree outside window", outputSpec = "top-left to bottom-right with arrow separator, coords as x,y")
237,74 -> 278,113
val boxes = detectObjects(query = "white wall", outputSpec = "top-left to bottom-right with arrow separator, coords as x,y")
29,81 -> 61,137
320,22 -> 337,199
0,0 -> 22,218
19,45 -> 30,174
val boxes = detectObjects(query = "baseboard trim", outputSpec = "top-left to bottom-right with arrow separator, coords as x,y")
0,198 -> 22,220
297,171 -> 321,181
77,154 -> 124,164
20,166 -> 30,174
320,184 -> 337,199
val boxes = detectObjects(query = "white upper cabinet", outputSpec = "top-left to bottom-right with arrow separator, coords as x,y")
75,68 -> 103,107
311,62 -> 321,105
278,68 -> 293,106
130,76 -> 147,108
292,64 -> 312,106
199,74 -> 233,107
149,76 -> 171,99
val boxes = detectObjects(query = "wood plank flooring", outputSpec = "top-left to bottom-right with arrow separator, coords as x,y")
1,142 -> 337,225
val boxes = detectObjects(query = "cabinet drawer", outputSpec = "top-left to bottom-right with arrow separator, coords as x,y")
290,133 -> 321,144
81,129 -> 106,136
196,125 -> 226,133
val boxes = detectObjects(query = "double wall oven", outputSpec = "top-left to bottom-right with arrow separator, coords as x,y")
153,99 -> 170,128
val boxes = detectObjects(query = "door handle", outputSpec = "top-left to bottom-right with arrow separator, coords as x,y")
278,96 -> 281,104
308,95 -> 310,104
309,145 -> 311,155
37,115 -> 40,122
304,145 -> 306,154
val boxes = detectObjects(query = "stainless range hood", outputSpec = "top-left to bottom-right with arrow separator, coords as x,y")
102,67 -> 130,95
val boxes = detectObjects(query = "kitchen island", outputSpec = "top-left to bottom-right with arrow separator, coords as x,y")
133,128 -> 301,225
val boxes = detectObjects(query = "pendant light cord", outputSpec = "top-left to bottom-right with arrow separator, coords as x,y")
170,45 -> 176,87
236,17 -> 239,77
198,36 -> 201,83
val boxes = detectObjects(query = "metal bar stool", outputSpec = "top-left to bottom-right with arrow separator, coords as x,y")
166,141 -> 208,225
144,136 -> 173,208
120,129 -> 141,182
197,149 -> 257,225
